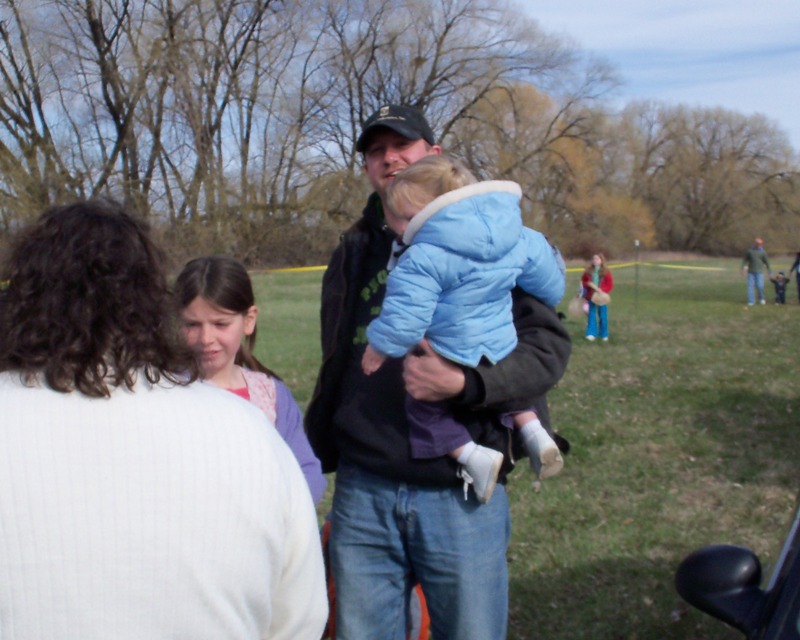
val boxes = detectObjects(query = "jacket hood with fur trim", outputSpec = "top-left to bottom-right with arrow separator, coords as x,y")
403,181 -> 523,262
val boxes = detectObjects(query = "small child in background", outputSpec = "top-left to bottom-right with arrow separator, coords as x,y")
361,154 -> 566,503
770,271 -> 789,304
175,255 -> 326,504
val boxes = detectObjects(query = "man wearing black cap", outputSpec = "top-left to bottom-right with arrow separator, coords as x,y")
305,105 -> 571,639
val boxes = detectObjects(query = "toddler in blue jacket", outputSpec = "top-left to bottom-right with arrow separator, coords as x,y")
362,155 -> 566,503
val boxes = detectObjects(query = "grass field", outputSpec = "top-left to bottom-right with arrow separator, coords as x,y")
252,257 -> 799,640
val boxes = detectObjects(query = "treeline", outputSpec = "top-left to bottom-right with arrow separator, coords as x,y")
0,0 -> 797,265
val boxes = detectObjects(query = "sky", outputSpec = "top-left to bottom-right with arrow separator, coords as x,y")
524,0 -> 800,151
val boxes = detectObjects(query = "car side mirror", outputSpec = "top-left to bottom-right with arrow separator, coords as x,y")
675,544 -> 766,635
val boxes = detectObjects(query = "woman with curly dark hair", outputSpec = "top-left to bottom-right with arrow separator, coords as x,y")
0,198 -> 198,394
0,199 -> 327,639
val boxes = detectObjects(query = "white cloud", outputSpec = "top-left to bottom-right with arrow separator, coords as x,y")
522,0 -> 800,149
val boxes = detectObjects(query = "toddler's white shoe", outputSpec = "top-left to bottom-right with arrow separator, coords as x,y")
522,428 -> 564,480
457,445 -> 504,503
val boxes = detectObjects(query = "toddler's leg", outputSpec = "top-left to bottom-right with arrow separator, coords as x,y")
407,397 -> 472,458
406,396 -> 504,504
517,415 -> 563,480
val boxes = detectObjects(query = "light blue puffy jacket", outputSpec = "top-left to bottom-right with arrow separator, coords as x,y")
366,180 -> 565,367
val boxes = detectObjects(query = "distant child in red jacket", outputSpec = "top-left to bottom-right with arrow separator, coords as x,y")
581,253 -> 614,342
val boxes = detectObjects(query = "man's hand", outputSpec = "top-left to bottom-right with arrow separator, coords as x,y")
403,339 -> 465,402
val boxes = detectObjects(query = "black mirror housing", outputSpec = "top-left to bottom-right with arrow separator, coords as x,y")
675,544 -> 766,634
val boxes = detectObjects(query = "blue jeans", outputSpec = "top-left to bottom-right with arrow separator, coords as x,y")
586,301 -> 609,339
329,462 -> 511,640
747,272 -> 765,304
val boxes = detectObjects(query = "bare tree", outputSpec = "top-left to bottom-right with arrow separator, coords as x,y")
48,0 -> 173,214
0,1 -> 79,226
314,0 -> 591,159
1,0 -> 796,262
619,101 -> 799,254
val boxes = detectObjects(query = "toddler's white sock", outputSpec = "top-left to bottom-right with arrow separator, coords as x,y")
519,418 -> 545,439
456,441 -> 477,465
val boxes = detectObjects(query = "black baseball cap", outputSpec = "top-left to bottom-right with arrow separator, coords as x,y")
356,105 -> 436,153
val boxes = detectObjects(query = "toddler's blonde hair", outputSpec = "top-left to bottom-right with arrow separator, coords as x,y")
386,155 -> 477,215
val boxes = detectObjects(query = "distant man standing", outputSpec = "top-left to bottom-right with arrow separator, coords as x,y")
741,237 -> 772,305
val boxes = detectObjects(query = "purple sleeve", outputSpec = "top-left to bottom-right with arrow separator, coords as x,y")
274,380 -> 327,504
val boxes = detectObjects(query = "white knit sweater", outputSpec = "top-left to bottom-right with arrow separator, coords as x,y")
0,372 -> 327,639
